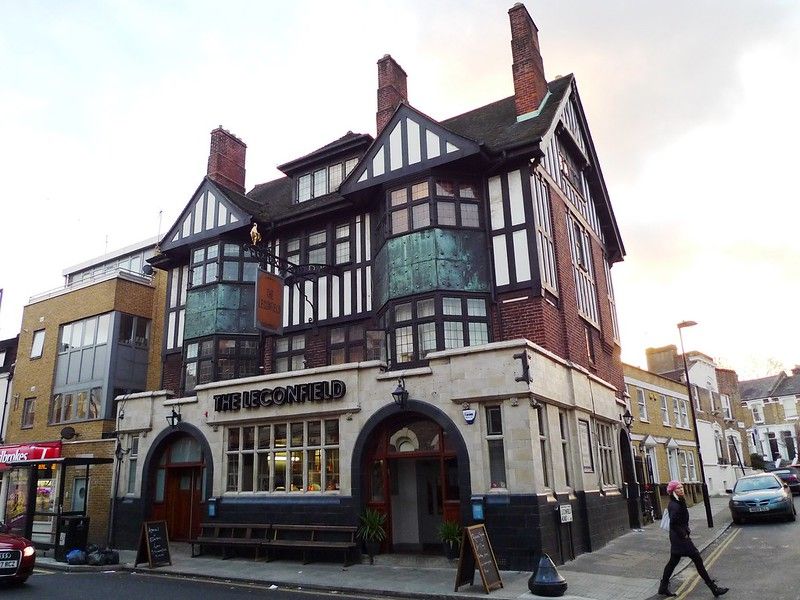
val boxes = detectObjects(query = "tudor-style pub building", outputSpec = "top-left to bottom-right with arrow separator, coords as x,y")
114,4 -> 632,569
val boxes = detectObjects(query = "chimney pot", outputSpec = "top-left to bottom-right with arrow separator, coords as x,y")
376,54 -> 408,135
508,3 -> 548,117
207,127 -> 247,194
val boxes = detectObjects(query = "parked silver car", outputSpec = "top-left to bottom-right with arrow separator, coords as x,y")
727,473 -> 796,524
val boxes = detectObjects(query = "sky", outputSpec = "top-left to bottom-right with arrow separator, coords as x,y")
1,0 -> 798,380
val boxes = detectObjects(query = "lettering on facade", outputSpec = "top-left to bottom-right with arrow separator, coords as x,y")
213,379 -> 347,412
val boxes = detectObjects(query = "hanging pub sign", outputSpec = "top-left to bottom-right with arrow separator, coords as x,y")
214,379 -> 347,412
255,268 -> 283,335
0,442 -> 62,464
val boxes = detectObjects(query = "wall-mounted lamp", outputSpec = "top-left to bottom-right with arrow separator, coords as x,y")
166,406 -> 182,429
462,402 -> 477,425
622,408 -> 634,430
529,396 -> 540,409
391,378 -> 409,409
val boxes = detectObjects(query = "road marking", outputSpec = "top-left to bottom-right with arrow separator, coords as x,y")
675,528 -> 741,599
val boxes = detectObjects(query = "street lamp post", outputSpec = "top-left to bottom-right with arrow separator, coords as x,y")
678,320 -> 714,528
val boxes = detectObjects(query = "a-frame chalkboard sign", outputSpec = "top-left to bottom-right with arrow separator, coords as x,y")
134,520 -> 172,568
453,524 -> 503,593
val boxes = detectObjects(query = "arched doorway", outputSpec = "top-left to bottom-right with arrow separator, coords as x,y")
149,434 -> 206,541
361,410 -> 462,553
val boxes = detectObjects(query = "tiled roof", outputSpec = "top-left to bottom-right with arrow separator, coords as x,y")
773,374 -> 800,397
738,374 -> 784,401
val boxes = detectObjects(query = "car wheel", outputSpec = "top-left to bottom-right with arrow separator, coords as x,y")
732,515 -> 743,525
791,507 -> 797,522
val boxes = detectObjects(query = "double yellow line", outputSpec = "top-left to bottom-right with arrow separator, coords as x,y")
674,527 -> 741,599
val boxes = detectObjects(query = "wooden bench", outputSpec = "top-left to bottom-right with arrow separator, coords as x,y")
262,524 -> 358,566
191,523 -> 271,559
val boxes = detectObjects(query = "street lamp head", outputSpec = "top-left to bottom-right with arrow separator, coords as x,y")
677,320 -> 698,329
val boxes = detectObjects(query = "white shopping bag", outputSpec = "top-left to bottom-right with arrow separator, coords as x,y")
660,508 -> 670,531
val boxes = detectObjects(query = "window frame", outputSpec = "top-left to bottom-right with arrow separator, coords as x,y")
274,334 -> 306,373
21,397 -> 36,429
485,405 -> 507,490
183,336 -> 260,393
595,421 -> 617,487
30,329 -> 45,359
387,177 -> 482,237
296,156 -> 359,203
329,325 -> 366,365
636,388 -> 648,422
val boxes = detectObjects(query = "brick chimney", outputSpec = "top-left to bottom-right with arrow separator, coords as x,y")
376,55 -> 408,135
207,127 -> 246,194
509,3 -> 548,118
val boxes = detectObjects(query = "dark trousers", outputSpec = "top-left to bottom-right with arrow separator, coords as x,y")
661,552 -> 714,589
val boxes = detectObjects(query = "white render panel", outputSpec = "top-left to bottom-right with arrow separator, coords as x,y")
343,271 -> 352,316
229,213 -> 238,223
193,197 -> 203,234
166,313 -> 176,350
512,230 -> 531,282
372,147 -> 385,177
304,280 -> 313,323
355,215 -> 362,264
426,130 -> 440,158
508,170 -> 525,226
181,216 -> 191,238
407,119 -> 421,164
389,122 -> 403,171
217,202 -> 227,228
365,265 -> 372,311
356,267 -> 363,313
492,235 -> 510,286
282,285 -> 290,327
205,192 -> 215,230
358,170 -> 368,183
331,276 -> 341,318
446,141 -> 458,153
318,277 -> 328,321
488,176 -> 504,230
180,266 -> 188,304
364,213 -> 371,260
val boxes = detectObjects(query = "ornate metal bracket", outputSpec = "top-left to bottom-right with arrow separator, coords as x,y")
513,351 -> 532,384
243,242 -> 342,287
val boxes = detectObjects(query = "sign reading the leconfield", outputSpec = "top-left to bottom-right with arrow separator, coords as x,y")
214,380 -> 346,412
0,441 -> 62,463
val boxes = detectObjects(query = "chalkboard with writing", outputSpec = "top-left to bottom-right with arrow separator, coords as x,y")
135,520 -> 172,568
453,524 -> 503,594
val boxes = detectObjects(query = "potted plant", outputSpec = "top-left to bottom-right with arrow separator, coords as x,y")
357,507 -> 386,564
438,520 -> 462,560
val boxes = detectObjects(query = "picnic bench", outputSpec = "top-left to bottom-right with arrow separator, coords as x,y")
190,523 -> 358,566
190,523 -> 270,559
262,524 -> 358,566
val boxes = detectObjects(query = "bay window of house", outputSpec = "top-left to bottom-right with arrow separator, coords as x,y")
691,384 -> 700,410
596,422 -> 617,486
329,325 -> 365,364
49,387 -> 101,424
119,314 -> 150,347
485,406 -> 506,489
715,434 -> 726,463
221,243 -> 258,282
274,334 -> 306,373
752,403 -> 764,424
679,399 -> 689,428
225,420 -> 340,493
667,448 -> 679,481
183,336 -> 260,393
767,432 -> 780,460
190,243 -> 219,287
783,398 -> 798,419
686,451 -> 697,481
636,388 -> 648,421
728,436 -> 742,466
390,295 -> 490,366
781,431 -> 795,461
672,397 -> 681,428
388,179 -> 481,236
531,172 -> 558,293
307,230 -> 327,264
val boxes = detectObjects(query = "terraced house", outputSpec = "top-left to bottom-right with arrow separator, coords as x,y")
105,3 -> 632,570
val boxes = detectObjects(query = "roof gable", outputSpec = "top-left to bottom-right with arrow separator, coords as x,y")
340,103 -> 481,194
160,178 -> 251,252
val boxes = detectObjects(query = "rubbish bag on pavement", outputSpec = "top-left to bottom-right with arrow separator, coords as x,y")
87,551 -> 104,566
66,549 -> 87,565
102,549 -> 120,565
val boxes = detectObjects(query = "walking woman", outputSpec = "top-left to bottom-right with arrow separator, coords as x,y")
659,480 -> 728,597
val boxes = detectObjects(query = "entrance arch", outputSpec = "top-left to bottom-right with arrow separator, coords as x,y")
618,427 -> 641,528
352,399 -> 471,553
141,423 -> 213,541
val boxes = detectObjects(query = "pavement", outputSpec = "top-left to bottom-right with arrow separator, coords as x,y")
36,496 -> 733,600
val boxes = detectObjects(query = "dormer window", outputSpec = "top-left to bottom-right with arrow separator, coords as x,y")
297,158 -> 359,203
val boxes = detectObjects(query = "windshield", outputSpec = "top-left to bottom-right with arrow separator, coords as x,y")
735,476 -> 781,492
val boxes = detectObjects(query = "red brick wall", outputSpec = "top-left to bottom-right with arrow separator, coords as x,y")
162,353 -> 182,394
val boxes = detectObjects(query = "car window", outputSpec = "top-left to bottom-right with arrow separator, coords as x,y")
735,476 -> 782,492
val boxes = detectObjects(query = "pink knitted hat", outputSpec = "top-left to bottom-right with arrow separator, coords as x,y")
666,480 -> 681,494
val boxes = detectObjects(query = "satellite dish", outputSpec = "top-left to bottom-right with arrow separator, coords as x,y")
60,426 -> 77,440
142,264 -> 154,275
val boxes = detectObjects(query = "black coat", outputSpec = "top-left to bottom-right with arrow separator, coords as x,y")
667,496 -> 699,556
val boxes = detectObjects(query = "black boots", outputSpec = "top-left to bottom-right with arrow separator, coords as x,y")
710,582 -> 729,597
658,584 -> 677,597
